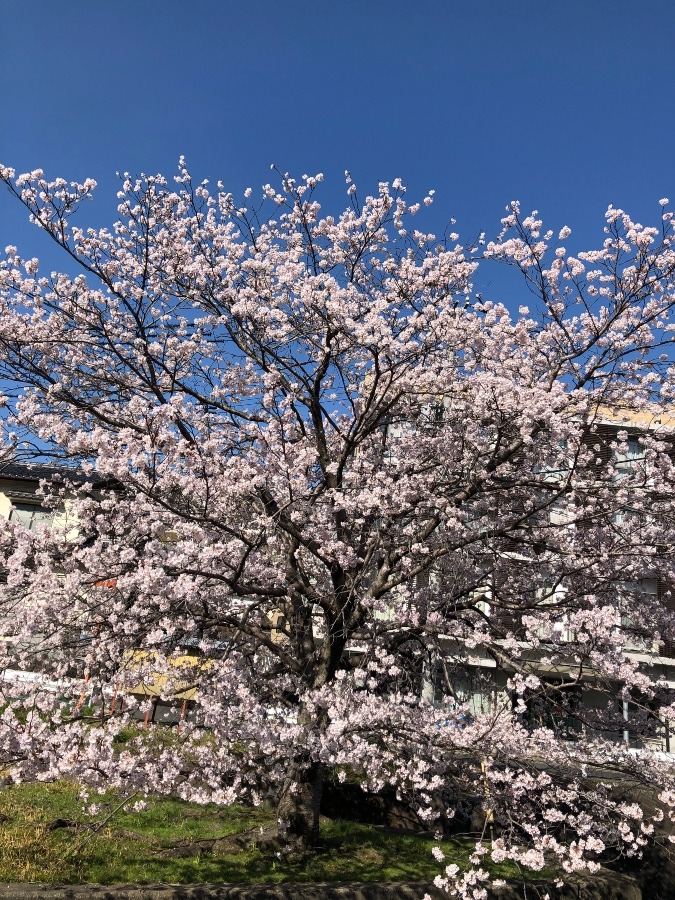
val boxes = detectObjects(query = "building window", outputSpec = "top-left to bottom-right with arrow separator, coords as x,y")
9,502 -> 53,531
518,684 -> 582,740
614,436 -> 646,477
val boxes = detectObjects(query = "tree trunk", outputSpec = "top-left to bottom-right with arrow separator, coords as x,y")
276,760 -> 324,849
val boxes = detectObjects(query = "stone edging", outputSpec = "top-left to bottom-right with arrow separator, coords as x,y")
0,874 -> 645,900
0,870 -> 648,900
0,884 -> 442,900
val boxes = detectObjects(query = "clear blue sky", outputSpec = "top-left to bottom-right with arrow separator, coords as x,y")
1,0 -> 673,302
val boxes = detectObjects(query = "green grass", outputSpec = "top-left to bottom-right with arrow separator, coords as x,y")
0,781 -> 519,885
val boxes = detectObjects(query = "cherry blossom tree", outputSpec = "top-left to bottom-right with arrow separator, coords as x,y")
1,162 -> 675,892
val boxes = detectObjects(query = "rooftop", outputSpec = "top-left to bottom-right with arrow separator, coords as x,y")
0,462 -> 101,485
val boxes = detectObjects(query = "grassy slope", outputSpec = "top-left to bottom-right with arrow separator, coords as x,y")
0,781 -> 507,885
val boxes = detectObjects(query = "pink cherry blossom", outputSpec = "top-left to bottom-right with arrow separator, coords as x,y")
0,165 -> 674,892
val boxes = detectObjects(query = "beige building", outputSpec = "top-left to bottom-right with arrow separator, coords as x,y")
0,462 -> 195,725
1,436 -> 675,751
0,462 -> 73,530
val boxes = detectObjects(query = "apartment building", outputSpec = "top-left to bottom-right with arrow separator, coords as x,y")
424,407 -> 675,754
2,412 -> 675,753
0,461 -> 196,725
